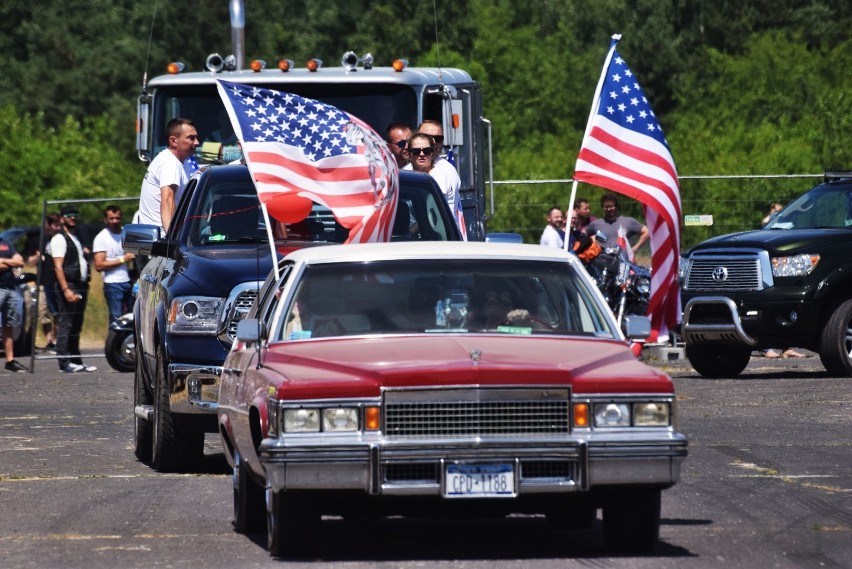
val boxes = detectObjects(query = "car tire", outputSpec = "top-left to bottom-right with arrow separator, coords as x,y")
602,488 -> 661,553
233,451 -> 265,534
266,490 -> 320,558
105,325 -> 135,373
151,348 -> 203,472
685,344 -> 751,378
133,342 -> 153,462
819,298 -> 852,376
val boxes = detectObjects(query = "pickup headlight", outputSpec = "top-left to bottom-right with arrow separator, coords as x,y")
771,254 -> 820,277
594,403 -> 631,427
167,296 -> 224,335
280,407 -> 360,433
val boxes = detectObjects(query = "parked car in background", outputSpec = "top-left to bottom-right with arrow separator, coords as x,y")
123,164 -> 462,472
218,241 -> 688,557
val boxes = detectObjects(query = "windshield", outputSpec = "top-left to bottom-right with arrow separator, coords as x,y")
766,183 -> 852,230
278,259 -> 616,340
151,84 -> 417,160
185,170 -> 455,246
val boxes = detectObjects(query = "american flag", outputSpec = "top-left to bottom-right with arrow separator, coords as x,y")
216,80 -> 398,243
573,35 -> 682,342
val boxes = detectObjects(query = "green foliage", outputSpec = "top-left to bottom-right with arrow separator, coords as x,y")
0,105 -> 144,228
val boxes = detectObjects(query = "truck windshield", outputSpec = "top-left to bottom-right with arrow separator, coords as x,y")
766,184 -> 852,230
151,84 -> 417,158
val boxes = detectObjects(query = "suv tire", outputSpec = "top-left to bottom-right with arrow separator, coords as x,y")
819,298 -> 852,376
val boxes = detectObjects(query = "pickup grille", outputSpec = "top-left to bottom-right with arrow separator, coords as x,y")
383,388 -> 571,437
685,254 -> 763,292
225,288 -> 259,341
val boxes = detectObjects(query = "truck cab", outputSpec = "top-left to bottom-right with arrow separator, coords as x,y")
137,55 -> 492,240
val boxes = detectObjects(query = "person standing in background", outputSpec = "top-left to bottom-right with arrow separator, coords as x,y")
539,206 -> 565,249
51,205 -> 96,373
385,123 -> 412,169
0,234 -> 28,372
93,205 -> 135,327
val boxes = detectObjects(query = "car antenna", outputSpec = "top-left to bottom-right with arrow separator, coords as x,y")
432,0 -> 444,88
140,0 -> 161,95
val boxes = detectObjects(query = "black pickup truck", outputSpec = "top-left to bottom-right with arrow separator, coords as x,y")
123,164 -> 462,471
680,173 -> 852,378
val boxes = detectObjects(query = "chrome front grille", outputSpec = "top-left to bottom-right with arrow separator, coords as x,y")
383,388 -> 571,437
224,286 -> 260,342
685,253 -> 764,292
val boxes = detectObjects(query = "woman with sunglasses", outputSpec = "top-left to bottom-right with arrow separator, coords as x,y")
407,133 -> 437,174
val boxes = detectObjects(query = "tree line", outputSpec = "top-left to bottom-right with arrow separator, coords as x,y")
1,0 -> 849,238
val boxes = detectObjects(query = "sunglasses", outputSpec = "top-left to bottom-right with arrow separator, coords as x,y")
63,213 -> 79,219
409,147 -> 434,157
431,135 -> 444,144
394,140 -> 408,150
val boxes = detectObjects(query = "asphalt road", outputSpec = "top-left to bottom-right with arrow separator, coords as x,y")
0,352 -> 849,569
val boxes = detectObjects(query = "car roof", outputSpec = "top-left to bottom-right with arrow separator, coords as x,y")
283,241 -> 577,266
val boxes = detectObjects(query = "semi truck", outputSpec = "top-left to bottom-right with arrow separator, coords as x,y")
135,0 -> 493,240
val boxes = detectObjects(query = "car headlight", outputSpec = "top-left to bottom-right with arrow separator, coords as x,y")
167,296 -> 224,335
633,402 -> 670,426
677,256 -> 690,280
283,408 -> 320,432
322,408 -> 359,432
771,254 -> 820,277
594,403 -> 631,427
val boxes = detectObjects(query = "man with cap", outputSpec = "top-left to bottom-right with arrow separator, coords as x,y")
50,205 -> 96,373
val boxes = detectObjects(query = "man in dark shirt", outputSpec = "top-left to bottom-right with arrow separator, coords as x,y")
587,193 -> 649,253
0,236 -> 28,372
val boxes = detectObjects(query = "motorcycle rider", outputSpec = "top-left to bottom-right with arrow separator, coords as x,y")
587,193 -> 649,255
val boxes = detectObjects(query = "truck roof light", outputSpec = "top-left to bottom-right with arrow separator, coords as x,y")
392,59 -> 408,72
249,59 -> 266,72
306,58 -> 323,72
278,59 -> 294,72
167,62 -> 185,75
362,52 -> 374,70
341,51 -> 359,72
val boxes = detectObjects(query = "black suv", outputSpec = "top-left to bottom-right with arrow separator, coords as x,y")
680,173 -> 852,378
123,164 -> 462,471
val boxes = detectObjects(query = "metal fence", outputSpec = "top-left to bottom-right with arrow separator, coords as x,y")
488,174 -> 824,252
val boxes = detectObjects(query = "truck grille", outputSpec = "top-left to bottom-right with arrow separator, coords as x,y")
685,254 -> 764,292
383,388 -> 571,437
225,287 -> 260,341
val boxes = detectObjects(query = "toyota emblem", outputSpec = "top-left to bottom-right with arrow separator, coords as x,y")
712,266 -> 728,282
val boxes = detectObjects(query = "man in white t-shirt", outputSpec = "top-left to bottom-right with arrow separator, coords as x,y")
138,118 -> 200,232
540,206 -> 565,248
93,205 -> 136,327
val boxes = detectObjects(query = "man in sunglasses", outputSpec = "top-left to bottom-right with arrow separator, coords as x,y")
413,120 -> 464,238
385,123 -> 412,168
51,205 -> 96,373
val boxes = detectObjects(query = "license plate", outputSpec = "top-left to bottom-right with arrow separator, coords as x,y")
444,463 -> 515,498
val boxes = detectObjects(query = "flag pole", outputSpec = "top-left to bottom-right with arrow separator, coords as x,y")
566,34 -> 622,252
260,202 -> 280,280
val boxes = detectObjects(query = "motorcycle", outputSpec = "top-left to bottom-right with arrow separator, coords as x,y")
104,282 -> 137,373
589,233 -> 651,328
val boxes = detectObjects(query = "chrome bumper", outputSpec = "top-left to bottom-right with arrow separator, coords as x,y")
682,296 -> 757,346
259,434 -> 688,495
169,363 -> 222,414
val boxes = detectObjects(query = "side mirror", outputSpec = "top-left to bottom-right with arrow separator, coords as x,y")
594,230 -> 609,244
621,314 -> 651,341
484,232 -> 523,243
122,224 -> 161,256
236,318 -> 263,343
